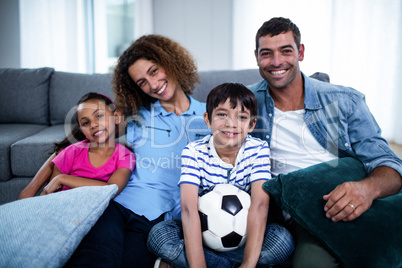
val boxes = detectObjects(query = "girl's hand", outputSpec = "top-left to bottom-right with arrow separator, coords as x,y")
40,175 -> 63,195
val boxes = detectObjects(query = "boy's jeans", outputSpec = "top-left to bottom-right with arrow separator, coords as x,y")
147,220 -> 295,268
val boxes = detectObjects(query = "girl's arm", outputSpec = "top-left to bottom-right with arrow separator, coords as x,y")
18,153 -> 57,199
240,180 -> 270,268
40,165 -> 131,198
180,183 -> 207,268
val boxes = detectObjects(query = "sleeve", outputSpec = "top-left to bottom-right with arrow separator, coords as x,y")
51,144 -> 76,175
346,94 -> 402,176
116,144 -> 136,172
250,141 -> 272,182
178,144 -> 201,186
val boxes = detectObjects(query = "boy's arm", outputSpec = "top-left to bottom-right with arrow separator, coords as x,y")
181,183 -> 207,268
241,180 -> 269,268
19,152 -> 57,199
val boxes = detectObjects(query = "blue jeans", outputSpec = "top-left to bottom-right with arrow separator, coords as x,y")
66,200 -> 164,268
147,220 -> 295,268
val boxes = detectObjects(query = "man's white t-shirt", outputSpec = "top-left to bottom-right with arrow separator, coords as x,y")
270,107 -> 337,177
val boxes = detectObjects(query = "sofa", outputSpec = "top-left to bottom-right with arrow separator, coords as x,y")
0,67 -> 270,205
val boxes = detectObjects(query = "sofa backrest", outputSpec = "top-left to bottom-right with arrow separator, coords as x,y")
49,72 -> 114,125
0,67 -> 54,125
194,69 -> 261,102
48,69 -> 262,125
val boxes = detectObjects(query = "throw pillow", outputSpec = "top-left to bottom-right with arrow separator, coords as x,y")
263,157 -> 402,268
0,185 -> 117,268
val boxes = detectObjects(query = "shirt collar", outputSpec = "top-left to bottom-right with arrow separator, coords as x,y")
256,72 -> 322,111
151,95 -> 198,117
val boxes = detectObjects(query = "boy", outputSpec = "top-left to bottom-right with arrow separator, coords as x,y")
147,83 -> 294,268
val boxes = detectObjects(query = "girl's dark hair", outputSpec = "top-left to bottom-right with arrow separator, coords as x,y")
113,34 -> 199,117
53,92 -> 116,154
206,83 -> 257,126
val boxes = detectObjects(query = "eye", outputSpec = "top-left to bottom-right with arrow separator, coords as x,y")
260,51 -> 271,57
97,113 -> 104,119
81,121 -> 89,127
283,49 -> 293,54
138,80 -> 146,88
238,115 -> 248,120
151,67 -> 158,76
216,113 -> 227,117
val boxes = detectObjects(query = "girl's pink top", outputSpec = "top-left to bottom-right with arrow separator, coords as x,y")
52,140 -> 135,191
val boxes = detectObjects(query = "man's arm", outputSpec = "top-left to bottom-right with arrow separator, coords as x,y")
323,166 -> 402,222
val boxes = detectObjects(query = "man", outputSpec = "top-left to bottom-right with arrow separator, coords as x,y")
249,17 -> 402,267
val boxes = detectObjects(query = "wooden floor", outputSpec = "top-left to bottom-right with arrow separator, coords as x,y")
389,142 -> 402,158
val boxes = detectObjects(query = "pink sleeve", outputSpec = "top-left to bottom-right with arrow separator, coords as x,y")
116,144 -> 136,171
52,144 -> 76,175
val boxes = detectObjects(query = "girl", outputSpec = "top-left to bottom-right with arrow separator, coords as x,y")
66,35 -> 210,268
40,92 -> 135,197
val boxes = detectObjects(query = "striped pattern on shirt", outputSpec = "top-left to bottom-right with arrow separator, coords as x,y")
179,134 -> 271,193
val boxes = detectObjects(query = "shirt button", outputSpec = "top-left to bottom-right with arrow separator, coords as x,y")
266,135 -> 270,139
269,113 -> 272,117
345,143 -> 349,147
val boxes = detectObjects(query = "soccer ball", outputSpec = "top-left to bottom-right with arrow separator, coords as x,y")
198,183 -> 251,252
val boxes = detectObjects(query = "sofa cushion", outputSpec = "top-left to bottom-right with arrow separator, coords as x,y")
193,69 -> 261,102
0,124 -> 47,181
0,177 -> 33,205
11,125 -> 68,177
49,72 -> 114,125
262,157 -> 402,268
0,68 -> 54,124
0,185 -> 117,267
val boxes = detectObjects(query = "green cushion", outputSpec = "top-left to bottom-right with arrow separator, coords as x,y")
263,157 -> 402,268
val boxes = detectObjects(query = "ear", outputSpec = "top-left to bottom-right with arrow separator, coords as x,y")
298,44 -> 305,62
254,49 -> 259,65
248,118 -> 257,133
114,109 -> 122,125
204,112 -> 211,128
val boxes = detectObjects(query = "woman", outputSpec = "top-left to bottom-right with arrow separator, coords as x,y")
66,35 -> 210,267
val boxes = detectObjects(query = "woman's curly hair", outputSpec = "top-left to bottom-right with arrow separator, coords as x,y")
113,34 -> 199,117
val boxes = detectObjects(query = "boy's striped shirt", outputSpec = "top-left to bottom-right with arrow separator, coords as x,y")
179,134 -> 271,193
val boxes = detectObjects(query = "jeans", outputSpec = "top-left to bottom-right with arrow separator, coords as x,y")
147,220 -> 295,268
66,200 -> 164,268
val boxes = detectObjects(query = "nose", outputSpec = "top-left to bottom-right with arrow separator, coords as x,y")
271,52 -> 282,67
90,120 -> 98,129
149,77 -> 159,91
225,116 -> 238,128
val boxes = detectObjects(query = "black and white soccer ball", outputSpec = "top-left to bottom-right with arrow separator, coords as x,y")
198,183 -> 251,252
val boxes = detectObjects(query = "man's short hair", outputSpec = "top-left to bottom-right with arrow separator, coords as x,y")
255,17 -> 301,51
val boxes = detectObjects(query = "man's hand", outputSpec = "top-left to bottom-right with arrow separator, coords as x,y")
323,180 -> 375,222
323,166 -> 401,222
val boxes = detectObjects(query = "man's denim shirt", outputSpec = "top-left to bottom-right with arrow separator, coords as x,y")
248,72 -> 402,177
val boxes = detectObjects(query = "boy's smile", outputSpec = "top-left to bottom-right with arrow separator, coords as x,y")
204,99 -> 256,156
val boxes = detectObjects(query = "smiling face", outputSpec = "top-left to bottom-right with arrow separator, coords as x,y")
205,99 -> 256,152
76,99 -> 119,145
128,58 -> 181,103
255,31 -> 304,91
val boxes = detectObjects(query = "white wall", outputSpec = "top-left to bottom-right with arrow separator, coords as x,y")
0,0 -> 21,68
153,0 -> 233,71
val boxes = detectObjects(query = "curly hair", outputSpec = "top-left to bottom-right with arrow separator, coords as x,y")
113,34 -> 199,117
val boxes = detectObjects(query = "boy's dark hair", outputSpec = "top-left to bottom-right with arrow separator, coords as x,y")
255,17 -> 301,51
206,83 -> 257,126
53,92 -> 116,153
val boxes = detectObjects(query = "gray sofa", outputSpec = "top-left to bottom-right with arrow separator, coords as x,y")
0,67 -> 265,205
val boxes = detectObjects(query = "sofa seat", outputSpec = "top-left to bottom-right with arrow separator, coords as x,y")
0,124 -> 48,181
11,125 -> 70,177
